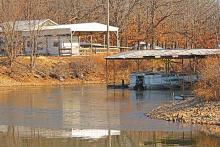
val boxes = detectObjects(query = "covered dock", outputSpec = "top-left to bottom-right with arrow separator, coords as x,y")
0,19 -> 121,56
41,22 -> 120,55
105,49 -> 220,89
106,49 -> 220,60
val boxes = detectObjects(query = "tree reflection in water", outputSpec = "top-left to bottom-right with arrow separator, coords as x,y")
0,126 -> 219,147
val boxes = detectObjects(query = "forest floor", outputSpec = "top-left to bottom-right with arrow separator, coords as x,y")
146,98 -> 220,137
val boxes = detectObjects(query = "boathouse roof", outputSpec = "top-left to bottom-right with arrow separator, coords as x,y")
43,22 -> 119,32
0,20 -> 119,33
105,49 -> 220,60
0,19 -> 58,32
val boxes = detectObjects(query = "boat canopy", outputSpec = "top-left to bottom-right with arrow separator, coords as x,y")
43,22 -> 119,32
105,49 -> 220,60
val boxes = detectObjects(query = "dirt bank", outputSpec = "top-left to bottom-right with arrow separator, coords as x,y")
146,98 -> 220,136
0,56 -> 107,87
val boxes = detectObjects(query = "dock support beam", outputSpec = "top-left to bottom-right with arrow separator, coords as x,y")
181,59 -> 185,95
104,34 -> 106,48
106,59 -> 109,85
116,31 -> 120,50
70,32 -> 73,55
113,60 -> 116,86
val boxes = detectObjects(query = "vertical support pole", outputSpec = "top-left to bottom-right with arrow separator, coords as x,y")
78,35 -> 81,55
137,59 -> 140,72
107,0 -> 110,55
116,31 -> 119,51
181,58 -> 185,95
195,57 -> 199,80
182,59 -> 184,71
108,130 -> 112,147
168,59 -> 170,74
70,32 -> 73,55
23,36 -> 25,55
216,0 -> 219,48
104,34 -> 106,48
90,35 -> 93,50
58,36 -> 61,56
165,59 -> 168,75
113,60 -> 116,86
46,36 -> 48,55
106,59 -> 109,86
166,59 -> 168,74
189,59 -> 193,88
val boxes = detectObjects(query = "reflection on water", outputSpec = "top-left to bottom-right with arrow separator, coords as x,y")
0,86 -> 191,131
0,85 -> 219,146
0,126 -> 219,147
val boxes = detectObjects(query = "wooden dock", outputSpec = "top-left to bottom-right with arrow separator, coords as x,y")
107,84 -> 129,89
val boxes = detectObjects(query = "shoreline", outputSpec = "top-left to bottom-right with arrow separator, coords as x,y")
146,98 -> 220,137
0,75 -> 107,87
0,81 -> 107,88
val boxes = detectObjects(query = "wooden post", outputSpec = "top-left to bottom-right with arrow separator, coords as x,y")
106,59 -> 109,86
70,32 -> 73,55
90,35 -> 93,50
189,59 -> 193,88
137,59 -> 140,72
46,36 -> 49,55
113,60 -> 116,86
165,59 -> 168,75
216,0 -> 219,48
104,34 -> 106,48
116,31 -> 119,50
58,36 -> 61,56
181,59 -> 185,95
108,130 -> 112,147
78,34 -> 81,55
168,59 -> 170,74
107,0 -> 110,55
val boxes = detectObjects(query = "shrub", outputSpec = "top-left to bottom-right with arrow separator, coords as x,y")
195,56 -> 220,101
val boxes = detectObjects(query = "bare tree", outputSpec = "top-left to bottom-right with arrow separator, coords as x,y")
0,0 -> 24,67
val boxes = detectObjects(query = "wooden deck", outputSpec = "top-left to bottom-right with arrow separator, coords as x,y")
59,47 -> 121,56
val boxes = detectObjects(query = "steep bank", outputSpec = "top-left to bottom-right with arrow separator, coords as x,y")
146,98 -> 220,136
0,56 -> 107,87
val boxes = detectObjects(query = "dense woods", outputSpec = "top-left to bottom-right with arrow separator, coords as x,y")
0,0 -> 219,48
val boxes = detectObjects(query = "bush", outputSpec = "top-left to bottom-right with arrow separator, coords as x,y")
70,57 -> 97,80
195,56 -> 220,101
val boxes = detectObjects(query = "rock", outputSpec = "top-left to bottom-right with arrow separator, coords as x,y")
34,74 -> 42,79
146,98 -> 220,136
59,77 -> 65,82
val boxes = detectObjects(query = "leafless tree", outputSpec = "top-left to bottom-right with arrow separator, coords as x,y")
0,0 -> 24,67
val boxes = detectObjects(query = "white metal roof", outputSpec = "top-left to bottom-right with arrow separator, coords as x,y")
0,19 -> 58,32
105,49 -> 220,59
43,22 -> 119,32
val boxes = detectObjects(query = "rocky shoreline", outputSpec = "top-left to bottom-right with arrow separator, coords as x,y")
146,98 -> 220,136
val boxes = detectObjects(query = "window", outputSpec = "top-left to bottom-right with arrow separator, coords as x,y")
37,42 -> 43,50
0,37 -> 4,48
54,41 -> 60,47
0,37 -> 4,44
27,41 -> 31,48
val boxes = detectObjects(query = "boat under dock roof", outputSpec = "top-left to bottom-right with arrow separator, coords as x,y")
105,49 -> 220,60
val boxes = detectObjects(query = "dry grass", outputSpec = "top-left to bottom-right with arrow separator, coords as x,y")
195,56 -> 220,101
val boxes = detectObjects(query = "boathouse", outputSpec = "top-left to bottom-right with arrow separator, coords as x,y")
0,19 -> 120,56
105,49 -> 220,89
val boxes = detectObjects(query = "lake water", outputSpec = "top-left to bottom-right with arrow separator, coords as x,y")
0,85 -> 219,146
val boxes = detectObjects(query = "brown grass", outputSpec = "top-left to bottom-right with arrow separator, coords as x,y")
195,56 -> 220,101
